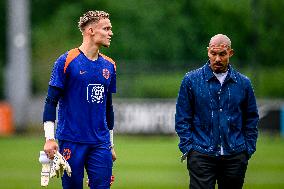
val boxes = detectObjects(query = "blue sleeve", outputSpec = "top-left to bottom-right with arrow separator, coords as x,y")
108,64 -> 116,93
43,85 -> 63,123
106,92 -> 114,130
175,76 -> 194,154
243,79 -> 259,158
49,53 -> 68,89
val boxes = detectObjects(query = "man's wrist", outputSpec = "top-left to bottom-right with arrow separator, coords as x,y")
44,121 -> 55,141
109,130 -> 114,147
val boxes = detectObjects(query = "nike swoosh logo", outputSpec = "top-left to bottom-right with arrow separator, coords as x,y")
80,70 -> 87,75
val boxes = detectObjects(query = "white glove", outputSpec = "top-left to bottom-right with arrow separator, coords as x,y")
39,151 -> 52,187
50,151 -> 72,178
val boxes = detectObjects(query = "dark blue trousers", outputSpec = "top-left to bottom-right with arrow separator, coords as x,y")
187,151 -> 248,189
59,140 -> 113,189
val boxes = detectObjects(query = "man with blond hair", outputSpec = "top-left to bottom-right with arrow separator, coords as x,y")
175,34 -> 259,189
41,10 -> 116,189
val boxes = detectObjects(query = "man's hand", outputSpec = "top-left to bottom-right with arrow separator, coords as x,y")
50,151 -> 72,178
44,139 -> 58,159
111,148 -> 117,161
110,175 -> 115,186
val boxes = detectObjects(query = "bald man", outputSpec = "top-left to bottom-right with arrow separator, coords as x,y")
175,34 -> 259,189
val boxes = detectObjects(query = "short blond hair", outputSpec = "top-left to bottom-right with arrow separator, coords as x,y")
78,10 -> 109,32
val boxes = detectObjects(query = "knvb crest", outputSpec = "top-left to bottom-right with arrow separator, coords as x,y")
62,148 -> 71,161
87,84 -> 104,103
102,68 -> 110,79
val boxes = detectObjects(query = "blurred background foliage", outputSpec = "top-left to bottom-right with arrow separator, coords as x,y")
1,0 -> 284,98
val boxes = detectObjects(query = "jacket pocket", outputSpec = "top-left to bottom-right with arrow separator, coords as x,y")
192,122 -> 212,148
224,119 -> 245,149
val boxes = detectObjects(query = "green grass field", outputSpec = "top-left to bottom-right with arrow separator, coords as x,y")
0,133 -> 284,189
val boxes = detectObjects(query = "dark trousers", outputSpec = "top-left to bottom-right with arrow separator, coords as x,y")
187,151 -> 248,189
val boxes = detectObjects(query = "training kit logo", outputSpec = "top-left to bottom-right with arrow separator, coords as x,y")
87,84 -> 104,103
80,70 -> 87,75
102,68 -> 110,79
63,148 -> 71,161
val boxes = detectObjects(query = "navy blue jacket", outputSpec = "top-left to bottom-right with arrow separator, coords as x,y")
175,61 -> 259,157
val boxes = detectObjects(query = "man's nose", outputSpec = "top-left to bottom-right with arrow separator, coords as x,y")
215,55 -> 221,62
109,30 -> 113,36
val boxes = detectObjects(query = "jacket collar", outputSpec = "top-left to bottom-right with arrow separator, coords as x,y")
203,60 -> 238,83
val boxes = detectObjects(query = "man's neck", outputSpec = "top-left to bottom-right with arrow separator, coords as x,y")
213,71 -> 228,86
79,41 -> 99,61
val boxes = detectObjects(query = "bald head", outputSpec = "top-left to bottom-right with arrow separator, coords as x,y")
208,34 -> 231,50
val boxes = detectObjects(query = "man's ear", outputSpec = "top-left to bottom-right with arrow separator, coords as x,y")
85,25 -> 95,36
88,27 -> 94,35
229,49 -> 234,57
207,47 -> 210,57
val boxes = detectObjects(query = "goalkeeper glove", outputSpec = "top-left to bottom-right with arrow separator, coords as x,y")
39,151 -> 52,187
50,151 -> 72,178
